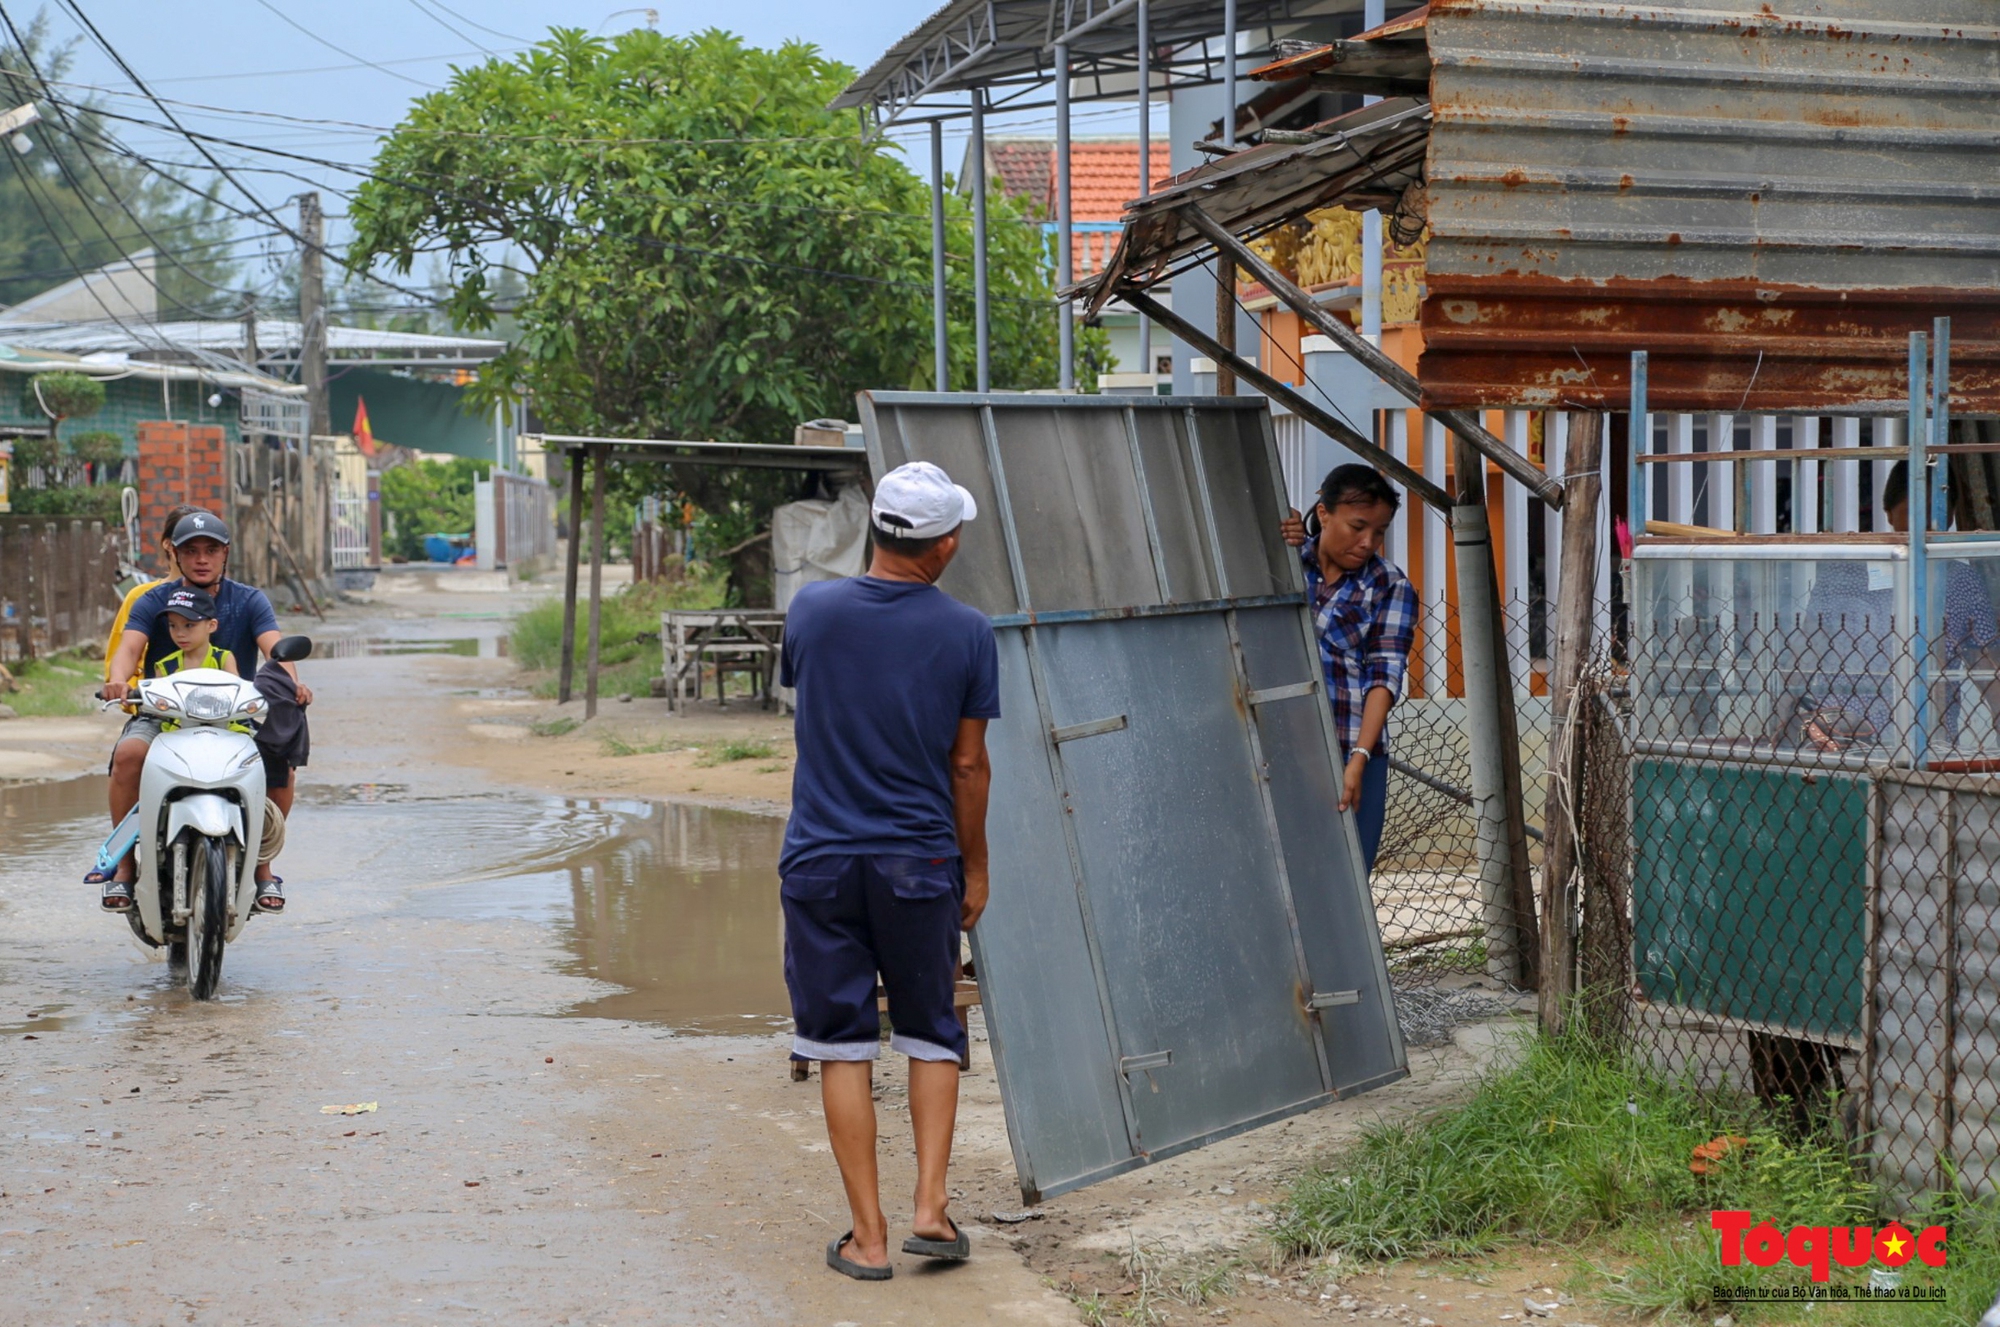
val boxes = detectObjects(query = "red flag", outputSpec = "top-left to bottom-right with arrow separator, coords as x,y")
353,396 -> 377,457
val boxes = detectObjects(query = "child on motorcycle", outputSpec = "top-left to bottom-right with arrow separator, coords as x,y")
151,587 -> 240,679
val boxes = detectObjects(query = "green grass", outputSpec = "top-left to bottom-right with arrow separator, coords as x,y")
530,716 -> 579,738
2,649 -> 101,717
1276,1027 -> 1999,1324
696,738 -> 776,766
510,569 -> 727,674
599,732 -> 692,757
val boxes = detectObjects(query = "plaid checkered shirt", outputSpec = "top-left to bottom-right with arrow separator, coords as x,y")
1300,541 -> 1418,759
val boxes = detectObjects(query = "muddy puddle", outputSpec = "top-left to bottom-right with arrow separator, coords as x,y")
2,776 -> 789,1037
312,634 -> 510,659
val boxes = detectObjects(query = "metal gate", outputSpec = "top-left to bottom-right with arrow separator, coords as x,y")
857,392 -> 1406,1203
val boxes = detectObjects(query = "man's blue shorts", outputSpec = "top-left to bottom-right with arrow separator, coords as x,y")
781,853 -> 967,1064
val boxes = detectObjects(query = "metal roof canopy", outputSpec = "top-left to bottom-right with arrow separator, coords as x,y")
529,433 -> 868,724
834,0 -> 1366,127
858,390 -> 1406,1203
0,318 -> 506,366
1420,0 -> 2000,413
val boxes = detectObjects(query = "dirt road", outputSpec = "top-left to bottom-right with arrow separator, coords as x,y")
0,586 -> 1522,1326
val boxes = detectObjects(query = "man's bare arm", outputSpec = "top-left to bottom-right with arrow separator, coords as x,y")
949,717 -> 991,930
103,629 -> 150,699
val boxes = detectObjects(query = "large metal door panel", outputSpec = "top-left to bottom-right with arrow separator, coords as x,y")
857,392 -> 1407,1203
974,628 -> 1134,1192
1234,603 -> 1407,1089
1037,614 -> 1329,1149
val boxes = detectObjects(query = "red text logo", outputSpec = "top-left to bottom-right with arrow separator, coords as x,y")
1711,1211 -> 1947,1283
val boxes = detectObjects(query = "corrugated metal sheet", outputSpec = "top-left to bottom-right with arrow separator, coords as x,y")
1874,773 -> 2000,1200
1420,0 -> 2000,412
857,392 -> 1406,1203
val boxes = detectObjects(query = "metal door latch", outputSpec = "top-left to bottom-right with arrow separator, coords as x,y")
1306,990 -> 1360,1010
1247,680 -> 1318,706
1053,714 -> 1128,743
1118,1050 -> 1174,1074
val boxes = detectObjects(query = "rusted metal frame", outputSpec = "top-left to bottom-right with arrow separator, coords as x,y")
1178,203 -> 1566,508
1121,288 -> 1452,512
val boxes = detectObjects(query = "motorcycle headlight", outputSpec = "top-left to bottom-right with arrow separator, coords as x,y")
184,688 -> 233,722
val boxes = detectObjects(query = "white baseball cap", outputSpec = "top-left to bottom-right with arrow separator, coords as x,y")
871,461 -> 978,540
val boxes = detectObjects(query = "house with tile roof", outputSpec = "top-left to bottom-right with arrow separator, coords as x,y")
963,136 -> 1174,385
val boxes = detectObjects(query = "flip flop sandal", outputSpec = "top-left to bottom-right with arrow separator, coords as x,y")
902,1216 -> 969,1261
99,878 -> 135,911
255,878 -> 285,913
826,1232 -> 892,1281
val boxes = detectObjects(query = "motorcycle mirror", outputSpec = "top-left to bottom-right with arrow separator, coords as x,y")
269,635 -> 314,664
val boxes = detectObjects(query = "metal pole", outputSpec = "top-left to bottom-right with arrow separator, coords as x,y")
1629,350 -> 1648,535
1909,331 -> 1929,767
1452,446 -> 1535,989
930,119 -> 949,391
584,444 -> 608,721
1360,0 -> 1385,341
1931,316 -> 1951,525
1215,0 -> 1238,395
1135,0 -> 1151,381
971,91 -> 991,392
1056,41 -> 1075,392
557,447 -> 585,704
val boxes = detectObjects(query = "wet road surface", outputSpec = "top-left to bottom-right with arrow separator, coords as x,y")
0,605 -> 1076,1326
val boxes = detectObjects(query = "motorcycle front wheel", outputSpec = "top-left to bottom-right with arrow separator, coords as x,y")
186,834 -> 230,1000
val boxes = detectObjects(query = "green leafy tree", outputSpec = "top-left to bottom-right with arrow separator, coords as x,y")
0,13 -> 238,312
379,457 -> 486,562
350,27 -> 1108,601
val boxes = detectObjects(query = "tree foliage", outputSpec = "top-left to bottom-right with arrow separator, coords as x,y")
0,13 -> 238,312
378,457 -> 487,562
350,27 -> 1110,585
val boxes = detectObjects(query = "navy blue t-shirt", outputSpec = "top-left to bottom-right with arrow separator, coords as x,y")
126,577 -> 279,678
780,576 -> 1000,873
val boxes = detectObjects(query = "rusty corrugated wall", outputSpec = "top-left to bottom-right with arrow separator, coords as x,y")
1419,0 -> 2000,412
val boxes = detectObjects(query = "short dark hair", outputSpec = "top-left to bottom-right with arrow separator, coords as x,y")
1317,463 -> 1401,514
871,518 -> 954,558
1883,459 -> 1912,512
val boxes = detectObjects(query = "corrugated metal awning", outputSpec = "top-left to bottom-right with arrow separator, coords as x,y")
1420,0 -> 2000,412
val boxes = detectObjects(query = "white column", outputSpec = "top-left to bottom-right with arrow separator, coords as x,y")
1749,414 -> 1779,533
1422,415 -> 1449,697
1707,413 -> 1735,531
1873,417 -> 1900,531
1387,409 -> 1411,573
1503,409 -> 1530,663
1669,412 -> 1695,525
1828,416 -> 1861,532
1793,416 -> 1821,534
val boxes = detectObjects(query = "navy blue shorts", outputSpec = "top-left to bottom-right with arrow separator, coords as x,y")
781,853 -> 966,1064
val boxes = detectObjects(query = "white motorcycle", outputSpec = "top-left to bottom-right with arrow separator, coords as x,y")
100,635 -> 311,999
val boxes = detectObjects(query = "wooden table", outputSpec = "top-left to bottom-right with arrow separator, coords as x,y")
661,609 -> 785,711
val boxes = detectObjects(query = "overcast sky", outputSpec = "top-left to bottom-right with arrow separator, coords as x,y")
27,0 -> 1154,304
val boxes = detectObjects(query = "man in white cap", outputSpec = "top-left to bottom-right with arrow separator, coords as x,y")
779,460 -> 997,1281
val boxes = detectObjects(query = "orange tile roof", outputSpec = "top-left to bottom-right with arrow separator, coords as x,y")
1053,139 -> 1175,222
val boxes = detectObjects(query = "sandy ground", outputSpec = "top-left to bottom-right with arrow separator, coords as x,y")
0,580 -> 1553,1327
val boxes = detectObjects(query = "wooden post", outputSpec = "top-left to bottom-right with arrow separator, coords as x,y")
557,448 -> 586,704
1453,437 -> 1540,991
1540,411 -> 1603,1034
583,445 -> 608,720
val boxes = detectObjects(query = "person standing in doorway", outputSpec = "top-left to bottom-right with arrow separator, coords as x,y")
779,461 -> 997,1281
1282,464 -> 1417,871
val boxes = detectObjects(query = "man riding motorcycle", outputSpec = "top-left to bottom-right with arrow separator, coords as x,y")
96,510 -> 312,913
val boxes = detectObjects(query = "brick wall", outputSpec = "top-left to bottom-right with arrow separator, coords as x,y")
136,421 -> 228,574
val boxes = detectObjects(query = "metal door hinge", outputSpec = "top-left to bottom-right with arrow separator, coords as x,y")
1247,680 -> 1317,706
1306,990 -> 1360,1010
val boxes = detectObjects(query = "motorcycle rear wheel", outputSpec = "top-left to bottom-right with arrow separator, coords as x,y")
186,834 -> 229,1000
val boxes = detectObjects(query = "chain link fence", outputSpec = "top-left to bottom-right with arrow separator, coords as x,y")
1572,552 -> 2000,1201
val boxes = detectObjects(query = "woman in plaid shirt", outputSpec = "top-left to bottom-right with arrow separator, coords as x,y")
1281,464 -> 1418,871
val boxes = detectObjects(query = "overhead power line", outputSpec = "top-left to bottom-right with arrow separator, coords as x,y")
247,0 -> 435,88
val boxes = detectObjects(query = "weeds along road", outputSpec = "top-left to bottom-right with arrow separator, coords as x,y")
0,589 -> 1078,1327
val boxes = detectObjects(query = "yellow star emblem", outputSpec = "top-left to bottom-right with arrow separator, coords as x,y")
1882,1232 -> 1907,1259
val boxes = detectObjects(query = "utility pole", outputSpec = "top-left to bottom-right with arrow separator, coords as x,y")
239,292 -> 259,370
298,192 -> 329,441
